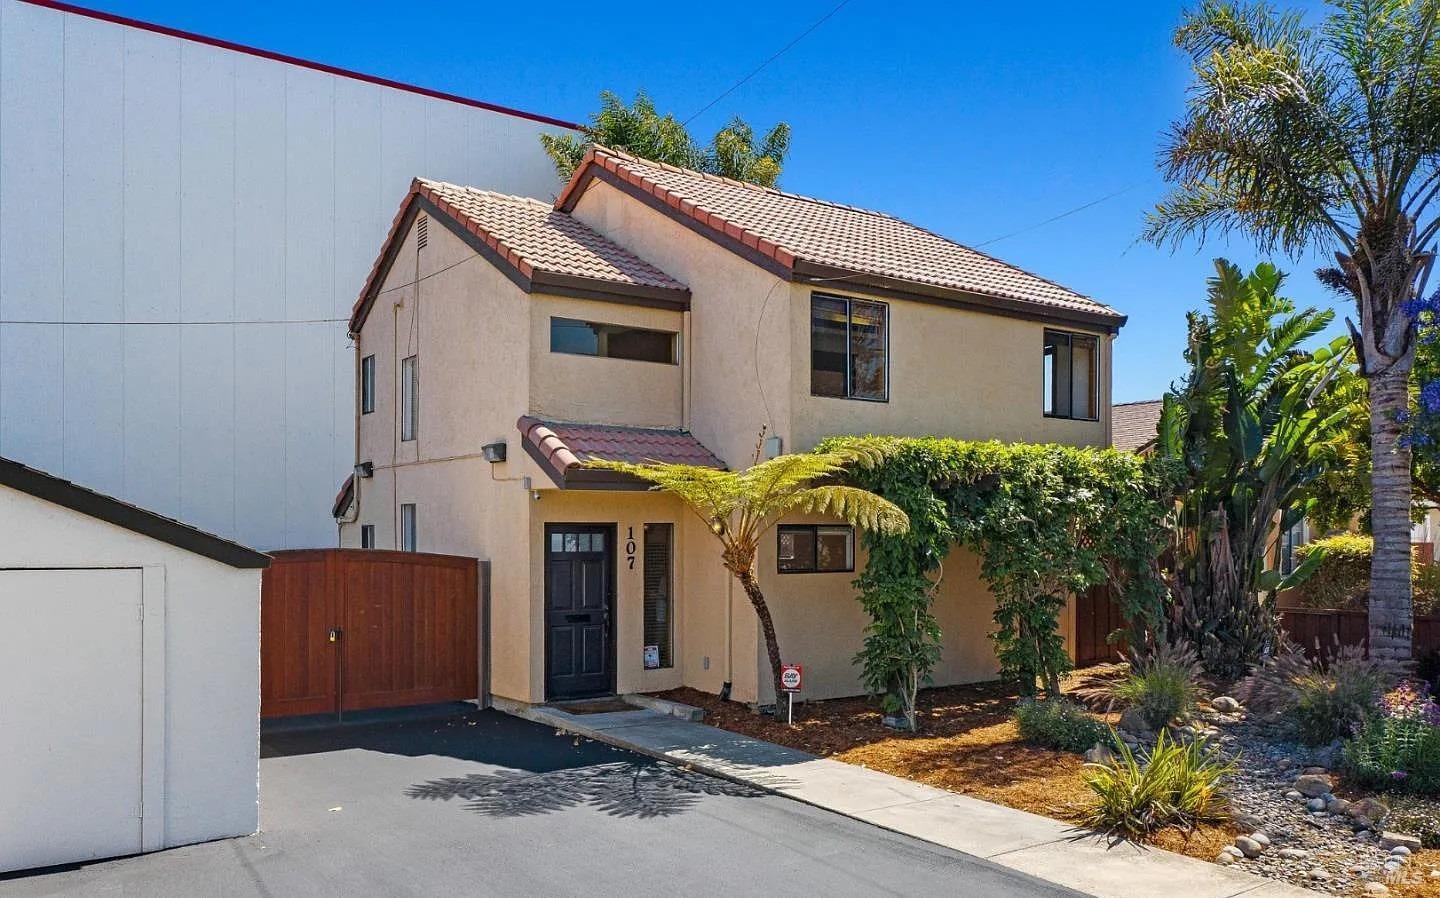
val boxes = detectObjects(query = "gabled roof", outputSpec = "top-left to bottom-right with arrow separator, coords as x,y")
1112,399 -> 1164,454
349,179 -> 691,334
518,416 -> 726,490
556,147 -> 1127,332
0,455 -> 270,568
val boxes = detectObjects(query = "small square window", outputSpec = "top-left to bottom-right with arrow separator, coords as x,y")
360,524 -> 375,549
778,525 -> 854,573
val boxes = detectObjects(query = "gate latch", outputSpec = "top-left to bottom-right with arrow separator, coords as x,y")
328,627 -> 343,643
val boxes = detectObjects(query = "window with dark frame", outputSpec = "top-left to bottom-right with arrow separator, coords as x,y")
643,524 -> 674,669
400,504 -> 417,552
400,355 -> 418,441
1043,330 -> 1098,420
550,317 -> 678,364
360,524 -> 375,549
361,355 -> 375,415
777,524 -> 855,573
810,294 -> 888,401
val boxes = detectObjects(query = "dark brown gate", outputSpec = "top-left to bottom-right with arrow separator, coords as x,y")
1074,584 -> 1128,667
262,549 -> 485,718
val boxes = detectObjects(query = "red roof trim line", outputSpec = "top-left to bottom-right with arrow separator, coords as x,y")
16,0 -> 581,131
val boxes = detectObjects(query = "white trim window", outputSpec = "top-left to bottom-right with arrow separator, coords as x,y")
400,355 -> 418,441
400,504 -> 417,552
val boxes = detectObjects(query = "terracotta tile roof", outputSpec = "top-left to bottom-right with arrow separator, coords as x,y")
557,147 -> 1125,328
350,178 -> 689,333
518,416 -> 725,490
1112,399 -> 1163,453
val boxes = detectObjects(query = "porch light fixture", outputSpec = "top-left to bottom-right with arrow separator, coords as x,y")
481,441 -> 507,463
353,461 -> 374,478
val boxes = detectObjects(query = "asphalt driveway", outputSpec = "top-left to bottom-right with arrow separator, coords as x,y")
0,706 -> 1087,898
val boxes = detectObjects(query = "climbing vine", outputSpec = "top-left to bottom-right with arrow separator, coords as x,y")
823,436 -> 1174,725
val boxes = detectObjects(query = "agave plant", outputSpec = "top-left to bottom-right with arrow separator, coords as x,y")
586,439 -> 908,708
1159,260 -> 1360,679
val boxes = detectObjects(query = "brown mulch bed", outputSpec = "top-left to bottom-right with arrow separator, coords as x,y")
656,680 -> 1234,861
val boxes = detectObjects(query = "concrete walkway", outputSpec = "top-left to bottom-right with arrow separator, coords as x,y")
502,701 -> 1318,898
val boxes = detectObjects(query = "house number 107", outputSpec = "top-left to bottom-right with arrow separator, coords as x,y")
625,527 -> 637,569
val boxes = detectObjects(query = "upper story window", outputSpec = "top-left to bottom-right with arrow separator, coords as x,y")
550,317 -> 677,364
361,355 -> 375,415
811,294 -> 888,401
400,355 -> 418,441
1277,515 -> 1309,575
1043,330 -> 1098,420
400,504 -> 417,552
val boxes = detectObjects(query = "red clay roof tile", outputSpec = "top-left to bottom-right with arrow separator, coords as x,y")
518,416 -> 725,489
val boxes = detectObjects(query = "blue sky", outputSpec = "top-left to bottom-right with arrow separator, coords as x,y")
91,0 -> 1338,402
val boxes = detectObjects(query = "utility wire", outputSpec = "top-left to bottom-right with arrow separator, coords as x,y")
971,181 -> 1144,248
683,0 -> 855,126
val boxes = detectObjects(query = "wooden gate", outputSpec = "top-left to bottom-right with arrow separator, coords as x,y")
1073,584 -> 1129,667
261,549 -> 485,718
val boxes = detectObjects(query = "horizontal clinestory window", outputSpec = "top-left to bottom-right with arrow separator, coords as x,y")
811,293 -> 888,402
778,524 -> 854,574
1043,329 -> 1099,421
550,317 -> 678,364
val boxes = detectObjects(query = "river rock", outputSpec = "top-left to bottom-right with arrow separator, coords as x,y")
1380,832 -> 1422,851
1293,774 -> 1333,798
1118,706 -> 1153,735
1235,835 -> 1267,858
1084,744 -> 1115,765
1211,696 -> 1241,712
1326,797 -> 1351,815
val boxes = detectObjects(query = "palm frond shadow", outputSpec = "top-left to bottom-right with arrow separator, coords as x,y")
407,761 -> 765,819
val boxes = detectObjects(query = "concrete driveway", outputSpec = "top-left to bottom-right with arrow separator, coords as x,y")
0,707 -> 1086,898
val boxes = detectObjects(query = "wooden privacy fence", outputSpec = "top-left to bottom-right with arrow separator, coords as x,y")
262,549 -> 488,718
1074,584 -> 1129,667
1280,607 -> 1440,660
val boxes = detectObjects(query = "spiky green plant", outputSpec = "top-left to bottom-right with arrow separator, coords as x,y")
586,441 -> 908,708
1158,260 -> 1359,678
1146,0 -> 1440,663
1082,729 -> 1235,838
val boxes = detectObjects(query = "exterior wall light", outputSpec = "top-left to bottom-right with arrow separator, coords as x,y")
481,441 -> 507,463
353,461 -> 374,478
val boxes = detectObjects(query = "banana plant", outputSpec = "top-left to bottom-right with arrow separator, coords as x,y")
1159,260 -> 1361,678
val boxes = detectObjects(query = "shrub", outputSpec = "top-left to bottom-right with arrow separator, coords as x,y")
1236,642 -> 1394,745
1014,698 -> 1109,753
1345,682 -> 1440,794
1081,729 -> 1235,837
1111,642 -> 1205,730
1294,534 -> 1440,614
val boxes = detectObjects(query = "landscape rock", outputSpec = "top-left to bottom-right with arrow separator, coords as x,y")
1083,744 -> 1115,765
1277,847 -> 1310,859
1293,774 -> 1334,798
1118,707 -> 1153,735
1211,696 -> 1241,712
1348,797 -> 1389,824
1234,811 -> 1266,830
1390,846 -> 1412,858
1284,789 -> 1304,802
1306,797 -> 1328,812
1215,850 -> 1238,865
1307,868 -> 1330,881
1326,797 -> 1351,815
1303,766 -> 1329,775
1380,832 -> 1422,852
1365,883 -> 1389,895
1249,831 -> 1271,847
1235,835 -> 1267,858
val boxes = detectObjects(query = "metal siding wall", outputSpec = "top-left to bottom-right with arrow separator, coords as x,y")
0,0 -> 568,548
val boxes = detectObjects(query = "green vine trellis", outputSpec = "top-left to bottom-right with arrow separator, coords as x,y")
824,436 -> 1174,728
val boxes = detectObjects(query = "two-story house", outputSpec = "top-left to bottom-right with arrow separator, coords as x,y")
335,147 -> 1127,707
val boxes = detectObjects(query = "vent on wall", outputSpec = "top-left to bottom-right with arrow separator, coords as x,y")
417,215 -> 429,249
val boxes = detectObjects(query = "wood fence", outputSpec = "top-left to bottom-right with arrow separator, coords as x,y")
1279,607 -> 1440,660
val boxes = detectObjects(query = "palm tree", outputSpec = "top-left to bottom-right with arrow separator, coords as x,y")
587,442 -> 908,708
1145,0 -> 1440,662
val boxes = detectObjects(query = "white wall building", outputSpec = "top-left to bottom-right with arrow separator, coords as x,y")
0,0 -> 575,548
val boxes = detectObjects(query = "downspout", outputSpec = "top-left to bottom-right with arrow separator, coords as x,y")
720,574 -> 733,700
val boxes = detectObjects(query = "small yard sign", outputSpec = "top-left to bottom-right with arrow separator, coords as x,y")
780,664 -> 802,692
643,645 -> 660,670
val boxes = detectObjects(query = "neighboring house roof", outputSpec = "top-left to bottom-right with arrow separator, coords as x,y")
556,147 -> 1127,332
332,473 -> 356,519
350,179 -> 691,334
0,455 -> 271,568
518,416 -> 726,490
18,1 -> 580,130
1112,399 -> 1164,453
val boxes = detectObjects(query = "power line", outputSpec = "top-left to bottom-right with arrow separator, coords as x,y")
0,317 -> 348,325
683,0 -> 855,126
972,181 -> 1144,248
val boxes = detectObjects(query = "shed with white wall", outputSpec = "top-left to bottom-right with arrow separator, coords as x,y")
0,455 -> 269,874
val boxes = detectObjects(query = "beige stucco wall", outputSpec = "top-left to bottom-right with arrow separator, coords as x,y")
528,295 -> 683,428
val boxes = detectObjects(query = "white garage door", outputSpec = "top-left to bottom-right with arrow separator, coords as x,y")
0,568 -> 144,873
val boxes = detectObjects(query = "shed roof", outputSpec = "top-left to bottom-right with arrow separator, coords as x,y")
0,455 -> 271,568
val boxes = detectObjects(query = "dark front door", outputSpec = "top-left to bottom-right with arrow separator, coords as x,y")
545,525 -> 615,700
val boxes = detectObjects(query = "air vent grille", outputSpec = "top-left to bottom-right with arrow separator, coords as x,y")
417,215 -> 429,250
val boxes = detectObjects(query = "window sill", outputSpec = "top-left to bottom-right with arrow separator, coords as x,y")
1043,413 -> 1100,422
809,392 -> 889,404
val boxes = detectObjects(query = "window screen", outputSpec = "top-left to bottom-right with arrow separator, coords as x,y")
400,355 -> 418,441
643,524 -> 673,669
550,318 -> 677,364
361,355 -> 375,415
